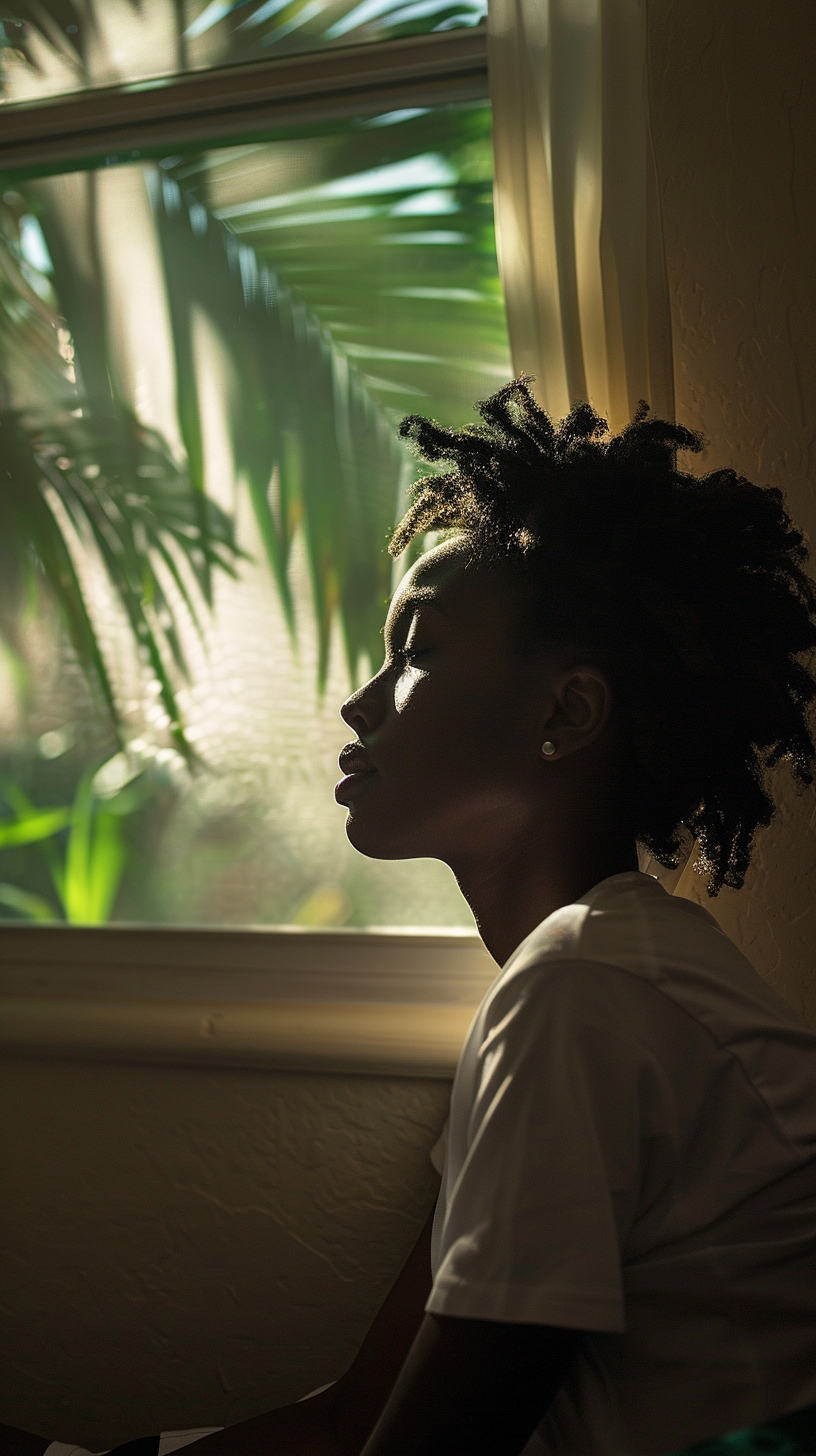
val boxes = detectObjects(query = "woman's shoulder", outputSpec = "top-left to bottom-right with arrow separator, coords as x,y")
490,871 -> 816,1148
503,871 -> 717,983
505,872 -> 798,1031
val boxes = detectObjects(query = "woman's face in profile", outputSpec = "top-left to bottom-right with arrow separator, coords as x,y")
336,538 -> 554,868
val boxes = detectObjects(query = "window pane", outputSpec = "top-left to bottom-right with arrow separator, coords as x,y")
0,101 -> 511,927
1,0 -> 486,104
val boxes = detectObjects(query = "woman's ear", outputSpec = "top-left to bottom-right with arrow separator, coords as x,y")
540,666 -> 612,759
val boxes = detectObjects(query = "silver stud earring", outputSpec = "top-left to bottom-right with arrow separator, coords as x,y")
541,740 -> 556,757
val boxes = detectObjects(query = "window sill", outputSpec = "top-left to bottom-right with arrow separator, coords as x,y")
0,923 -> 495,1076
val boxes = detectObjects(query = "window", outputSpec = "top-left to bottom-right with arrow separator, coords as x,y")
0,4 -> 509,928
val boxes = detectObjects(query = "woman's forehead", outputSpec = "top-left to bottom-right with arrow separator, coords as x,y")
408,536 -> 471,587
387,538 -> 530,639
388,539 -> 472,618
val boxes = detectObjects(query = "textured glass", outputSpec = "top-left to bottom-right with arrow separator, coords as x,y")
0,101 -> 511,926
0,0 -> 486,104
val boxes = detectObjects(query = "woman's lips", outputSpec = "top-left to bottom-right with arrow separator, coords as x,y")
335,741 -> 377,803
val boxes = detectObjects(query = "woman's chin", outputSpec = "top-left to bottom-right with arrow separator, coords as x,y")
342,805 -> 425,862
344,819 -> 404,860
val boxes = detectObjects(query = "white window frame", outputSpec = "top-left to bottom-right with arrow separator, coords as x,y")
0,27 -> 488,169
0,26 -> 494,1076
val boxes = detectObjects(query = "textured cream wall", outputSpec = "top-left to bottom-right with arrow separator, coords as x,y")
647,0 -> 816,1023
0,1058 -> 449,1450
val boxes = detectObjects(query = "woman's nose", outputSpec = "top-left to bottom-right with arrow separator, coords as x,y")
340,675 -> 383,736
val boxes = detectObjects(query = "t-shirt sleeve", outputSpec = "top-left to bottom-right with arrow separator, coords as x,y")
426,959 -> 656,1333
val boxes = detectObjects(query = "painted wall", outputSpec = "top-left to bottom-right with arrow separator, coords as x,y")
1,1057 -> 449,1450
647,0 -> 816,1023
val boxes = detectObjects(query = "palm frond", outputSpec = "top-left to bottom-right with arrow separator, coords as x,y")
2,103 -> 506,712
0,402 -> 244,753
0,191 -> 245,753
149,173 -> 404,686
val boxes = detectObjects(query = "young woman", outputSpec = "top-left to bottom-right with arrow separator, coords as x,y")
8,379 -> 816,1456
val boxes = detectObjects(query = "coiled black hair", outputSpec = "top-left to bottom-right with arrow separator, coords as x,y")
391,378 -> 816,894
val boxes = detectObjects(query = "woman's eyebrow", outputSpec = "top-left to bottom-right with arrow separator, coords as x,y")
399,592 -> 449,617
383,594 -> 448,647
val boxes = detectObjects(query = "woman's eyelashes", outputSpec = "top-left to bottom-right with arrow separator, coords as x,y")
400,644 -> 432,667
384,607 -> 439,670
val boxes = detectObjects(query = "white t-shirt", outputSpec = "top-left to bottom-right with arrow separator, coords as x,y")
426,872 -> 816,1455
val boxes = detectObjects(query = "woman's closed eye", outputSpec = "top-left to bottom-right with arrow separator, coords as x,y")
400,645 -> 432,667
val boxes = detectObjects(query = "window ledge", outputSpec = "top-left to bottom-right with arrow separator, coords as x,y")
0,923 -> 495,1076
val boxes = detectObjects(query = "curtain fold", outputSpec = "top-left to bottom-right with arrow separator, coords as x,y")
488,0 -> 674,430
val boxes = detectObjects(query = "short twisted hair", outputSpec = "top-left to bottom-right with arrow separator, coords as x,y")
391,379 -> 816,893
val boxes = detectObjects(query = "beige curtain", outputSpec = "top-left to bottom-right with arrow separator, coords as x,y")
488,0 -> 674,431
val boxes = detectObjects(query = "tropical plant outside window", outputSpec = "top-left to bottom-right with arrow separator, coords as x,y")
0,1 -> 510,928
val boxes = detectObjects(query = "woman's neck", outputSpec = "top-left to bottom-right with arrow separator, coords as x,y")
454,825 -> 640,966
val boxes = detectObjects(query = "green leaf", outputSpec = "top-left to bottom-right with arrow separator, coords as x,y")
0,881 -> 58,922
57,772 -> 128,924
0,805 -> 71,848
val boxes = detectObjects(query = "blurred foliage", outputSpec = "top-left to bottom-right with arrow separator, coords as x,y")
157,103 -> 507,675
148,165 -> 406,685
0,403 -> 243,754
185,104 -> 505,424
0,189 -> 243,753
1,101 -> 505,701
0,760 -> 152,922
